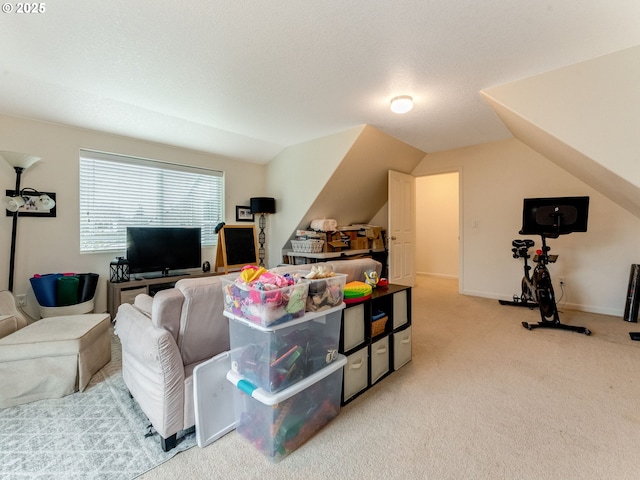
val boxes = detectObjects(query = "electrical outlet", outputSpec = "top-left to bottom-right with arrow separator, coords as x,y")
16,294 -> 26,306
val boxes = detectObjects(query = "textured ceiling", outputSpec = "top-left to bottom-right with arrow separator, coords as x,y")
1,1 -> 640,163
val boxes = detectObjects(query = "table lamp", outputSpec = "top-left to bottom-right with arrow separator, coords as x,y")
250,197 -> 276,267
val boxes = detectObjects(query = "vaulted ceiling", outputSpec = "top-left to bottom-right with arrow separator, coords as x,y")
1,1 -> 640,163
482,45 -> 640,218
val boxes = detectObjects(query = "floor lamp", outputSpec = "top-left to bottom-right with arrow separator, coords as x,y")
250,197 -> 276,267
1,151 -> 42,292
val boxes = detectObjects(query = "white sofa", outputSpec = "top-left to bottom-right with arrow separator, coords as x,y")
114,258 -> 382,451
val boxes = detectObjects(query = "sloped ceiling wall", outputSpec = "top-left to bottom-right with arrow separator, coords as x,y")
480,45 -> 640,218
298,125 -> 426,228
266,125 -> 426,264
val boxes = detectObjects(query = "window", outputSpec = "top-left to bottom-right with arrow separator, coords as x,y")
79,149 -> 224,253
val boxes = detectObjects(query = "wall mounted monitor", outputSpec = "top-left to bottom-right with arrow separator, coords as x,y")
519,196 -> 589,237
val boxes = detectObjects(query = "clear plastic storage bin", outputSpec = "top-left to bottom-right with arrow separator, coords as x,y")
301,272 -> 347,312
225,305 -> 344,393
227,355 -> 346,462
222,276 -> 309,327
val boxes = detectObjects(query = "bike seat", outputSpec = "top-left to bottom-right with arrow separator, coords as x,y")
512,239 -> 535,249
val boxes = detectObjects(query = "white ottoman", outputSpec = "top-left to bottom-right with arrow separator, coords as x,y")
0,313 -> 111,408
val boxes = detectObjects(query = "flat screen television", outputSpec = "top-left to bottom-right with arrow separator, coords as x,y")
519,196 -> 589,237
126,227 -> 202,277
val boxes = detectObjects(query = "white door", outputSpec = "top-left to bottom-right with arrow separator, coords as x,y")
388,170 -> 416,286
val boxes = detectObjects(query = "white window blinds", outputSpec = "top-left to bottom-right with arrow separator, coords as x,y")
79,149 -> 224,253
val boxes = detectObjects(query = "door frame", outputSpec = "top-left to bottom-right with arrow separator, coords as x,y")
414,167 -> 464,293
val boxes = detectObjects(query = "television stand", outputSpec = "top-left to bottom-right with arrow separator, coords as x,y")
107,271 -> 218,317
139,270 -> 190,280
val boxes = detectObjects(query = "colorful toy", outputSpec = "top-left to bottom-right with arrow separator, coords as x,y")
222,268 -> 309,327
364,269 -> 379,288
343,281 -> 373,303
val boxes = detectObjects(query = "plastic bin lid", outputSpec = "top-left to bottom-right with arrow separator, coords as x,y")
226,354 -> 347,405
223,303 -> 345,332
193,350 -> 237,448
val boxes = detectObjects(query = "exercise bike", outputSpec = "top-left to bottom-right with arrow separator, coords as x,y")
498,238 -> 539,309
500,196 -> 591,336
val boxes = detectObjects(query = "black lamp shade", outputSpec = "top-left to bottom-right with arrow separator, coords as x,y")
250,197 -> 275,214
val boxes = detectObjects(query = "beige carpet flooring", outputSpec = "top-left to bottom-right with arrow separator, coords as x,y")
140,275 -> 640,480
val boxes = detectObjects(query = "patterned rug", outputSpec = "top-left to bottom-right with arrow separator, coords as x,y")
0,329 -> 195,480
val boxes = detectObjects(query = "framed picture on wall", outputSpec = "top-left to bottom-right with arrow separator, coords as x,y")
235,205 -> 254,222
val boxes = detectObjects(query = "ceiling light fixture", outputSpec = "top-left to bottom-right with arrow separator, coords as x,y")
390,95 -> 414,114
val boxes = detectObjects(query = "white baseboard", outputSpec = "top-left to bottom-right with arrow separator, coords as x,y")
417,272 -> 458,280
461,288 -> 623,317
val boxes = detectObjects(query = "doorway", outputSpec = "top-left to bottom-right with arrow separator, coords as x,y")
415,172 -> 460,279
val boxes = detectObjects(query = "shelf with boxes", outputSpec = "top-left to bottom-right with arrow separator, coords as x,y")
340,284 -> 412,405
286,225 -> 388,274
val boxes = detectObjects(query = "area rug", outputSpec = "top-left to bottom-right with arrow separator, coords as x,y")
0,329 -> 195,480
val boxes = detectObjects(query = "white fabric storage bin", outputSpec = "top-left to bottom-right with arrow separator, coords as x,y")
343,346 -> 368,402
370,335 -> 389,384
342,303 -> 365,351
393,325 -> 412,369
392,290 -> 409,329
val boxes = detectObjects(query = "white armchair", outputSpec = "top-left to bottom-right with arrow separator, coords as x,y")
114,276 -> 230,451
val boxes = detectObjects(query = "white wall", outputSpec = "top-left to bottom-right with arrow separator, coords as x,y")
413,138 -> 640,316
266,126 -> 363,267
5,112 -> 638,317
482,45 -> 640,189
265,125 -> 425,268
0,114 -> 266,315
416,173 -> 459,278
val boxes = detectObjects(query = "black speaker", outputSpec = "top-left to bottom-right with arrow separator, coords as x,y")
202,261 -> 211,272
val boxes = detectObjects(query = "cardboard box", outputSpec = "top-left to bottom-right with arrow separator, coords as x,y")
366,226 -> 385,250
350,237 -> 369,250
372,239 -> 385,250
328,240 -> 348,252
